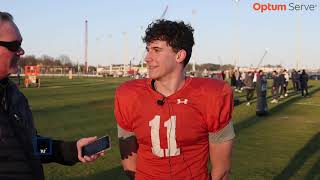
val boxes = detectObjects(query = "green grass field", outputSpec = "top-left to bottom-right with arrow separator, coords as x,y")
19,77 -> 320,180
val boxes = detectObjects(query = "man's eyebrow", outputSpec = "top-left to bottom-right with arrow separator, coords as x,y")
146,46 -> 162,50
150,46 -> 162,50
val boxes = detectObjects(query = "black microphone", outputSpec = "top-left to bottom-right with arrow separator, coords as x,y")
157,97 -> 165,106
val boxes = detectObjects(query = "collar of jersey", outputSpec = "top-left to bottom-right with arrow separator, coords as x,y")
146,77 -> 193,102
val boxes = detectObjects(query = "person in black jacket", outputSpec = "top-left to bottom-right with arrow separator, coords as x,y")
291,69 -> 298,92
300,69 -> 309,97
278,70 -> 286,99
0,11 -> 104,180
243,71 -> 255,106
230,70 -> 237,88
255,70 -> 268,116
271,71 -> 280,103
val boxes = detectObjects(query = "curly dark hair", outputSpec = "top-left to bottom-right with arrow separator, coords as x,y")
142,19 -> 194,67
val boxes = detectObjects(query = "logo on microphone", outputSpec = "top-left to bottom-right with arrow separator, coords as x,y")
177,99 -> 188,104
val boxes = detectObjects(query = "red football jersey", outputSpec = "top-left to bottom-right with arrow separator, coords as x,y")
115,77 -> 233,180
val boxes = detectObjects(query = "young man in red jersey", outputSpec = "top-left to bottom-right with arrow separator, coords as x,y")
115,19 -> 235,180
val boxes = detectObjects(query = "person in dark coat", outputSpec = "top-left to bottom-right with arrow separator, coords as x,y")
271,71 -> 280,103
243,71 -> 255,106
296,70 -> 302,91
255,70 -> 268,116
300,69 -> 309,97
291,69 -> 298,92
0,11 -> 104,180
230,70 -> 237,88
278,70 -> 286,99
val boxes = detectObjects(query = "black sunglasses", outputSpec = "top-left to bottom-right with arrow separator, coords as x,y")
0,40 -> 22,52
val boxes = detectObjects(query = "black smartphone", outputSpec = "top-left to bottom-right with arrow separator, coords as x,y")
82,135 -> 111,157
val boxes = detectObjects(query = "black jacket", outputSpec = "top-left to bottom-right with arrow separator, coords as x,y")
300,73 -> 309,87
272,75 -> 280,88
278,74 -> 285,85
0,78 -> 79,180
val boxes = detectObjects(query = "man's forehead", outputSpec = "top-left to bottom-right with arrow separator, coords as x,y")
147,40 -> 169,48
0,21 -> 22,40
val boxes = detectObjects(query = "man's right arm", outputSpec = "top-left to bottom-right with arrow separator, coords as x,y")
118,125 -> 138,180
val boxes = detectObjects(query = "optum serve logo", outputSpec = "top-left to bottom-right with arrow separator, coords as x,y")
253,2 -> 318,13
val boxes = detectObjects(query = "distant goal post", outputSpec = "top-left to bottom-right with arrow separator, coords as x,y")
24,65 -> 41,88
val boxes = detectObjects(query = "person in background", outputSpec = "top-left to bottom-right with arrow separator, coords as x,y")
255,70 -> 268,116
296,70 -> 302,92
230,70 -> 237,89
278,69 -> 285,99
243,71 -> 255,106
283,69 -> 289,96
271,71 -> 280,104
235,69 -> 241,92
291,69 -> 298,92
221,70 -> 226,81
300,69 -> 309,97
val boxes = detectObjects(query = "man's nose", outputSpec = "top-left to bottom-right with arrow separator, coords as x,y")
15,47 -> 25,56
145,52 -> 152,62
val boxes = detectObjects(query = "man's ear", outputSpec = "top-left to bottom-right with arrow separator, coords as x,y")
176,49 -> 187,64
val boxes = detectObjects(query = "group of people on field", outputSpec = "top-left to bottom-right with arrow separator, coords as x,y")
270,69 -> 309,103
230,68 -> 310,106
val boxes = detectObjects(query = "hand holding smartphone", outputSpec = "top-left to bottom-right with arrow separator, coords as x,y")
81,135 -> 111,157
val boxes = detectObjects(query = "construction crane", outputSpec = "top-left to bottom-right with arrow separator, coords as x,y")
257,48 -> 269,68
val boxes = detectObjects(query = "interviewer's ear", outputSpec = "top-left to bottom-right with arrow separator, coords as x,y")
176,49 -> 187,64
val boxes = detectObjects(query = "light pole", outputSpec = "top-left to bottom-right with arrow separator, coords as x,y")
233,0 -> 240,69
122,32 -> 129,75
295,0 -> 302,70
84,20 -> 88,74
107,34 -> 113,66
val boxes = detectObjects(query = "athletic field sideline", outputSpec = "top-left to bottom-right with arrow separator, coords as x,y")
17,77 -> 320,180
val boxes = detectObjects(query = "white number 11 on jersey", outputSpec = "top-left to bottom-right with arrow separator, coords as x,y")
149,115 -> 180,157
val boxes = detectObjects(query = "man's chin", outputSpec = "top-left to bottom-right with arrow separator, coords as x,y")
148,73 -> 157,80
9,67 -> 18,74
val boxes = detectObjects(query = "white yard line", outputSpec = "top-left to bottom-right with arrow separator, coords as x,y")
295,103 -> 320,107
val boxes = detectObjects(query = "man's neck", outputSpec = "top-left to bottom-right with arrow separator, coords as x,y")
0,77 -> 9,86
0,77 -> 9,102
154,73 -> 186,97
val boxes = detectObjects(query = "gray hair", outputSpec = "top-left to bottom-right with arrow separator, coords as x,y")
0,11 -> 14,23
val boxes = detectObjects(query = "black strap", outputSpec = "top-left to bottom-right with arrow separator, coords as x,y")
151,79 -> 156,91
124,170 -> 135,180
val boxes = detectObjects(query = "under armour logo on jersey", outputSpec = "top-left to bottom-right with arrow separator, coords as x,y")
177,99 -> 188,104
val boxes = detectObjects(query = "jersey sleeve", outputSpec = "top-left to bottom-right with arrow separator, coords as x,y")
208,121 -> 235,143
206,83 -> 234,133
114,87 -> 133,132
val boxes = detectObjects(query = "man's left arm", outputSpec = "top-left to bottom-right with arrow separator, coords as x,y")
7,81 -> 103,165
40,139 -> 78,165
40,136 -> 104,165
207,83 -> 235,180
209,122 -> 235,180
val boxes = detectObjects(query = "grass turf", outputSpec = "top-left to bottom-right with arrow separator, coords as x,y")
17,77 -> 320,180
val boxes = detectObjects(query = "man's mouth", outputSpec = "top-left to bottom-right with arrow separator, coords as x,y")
10,57 -> 19,69
148,66 -> 158,70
